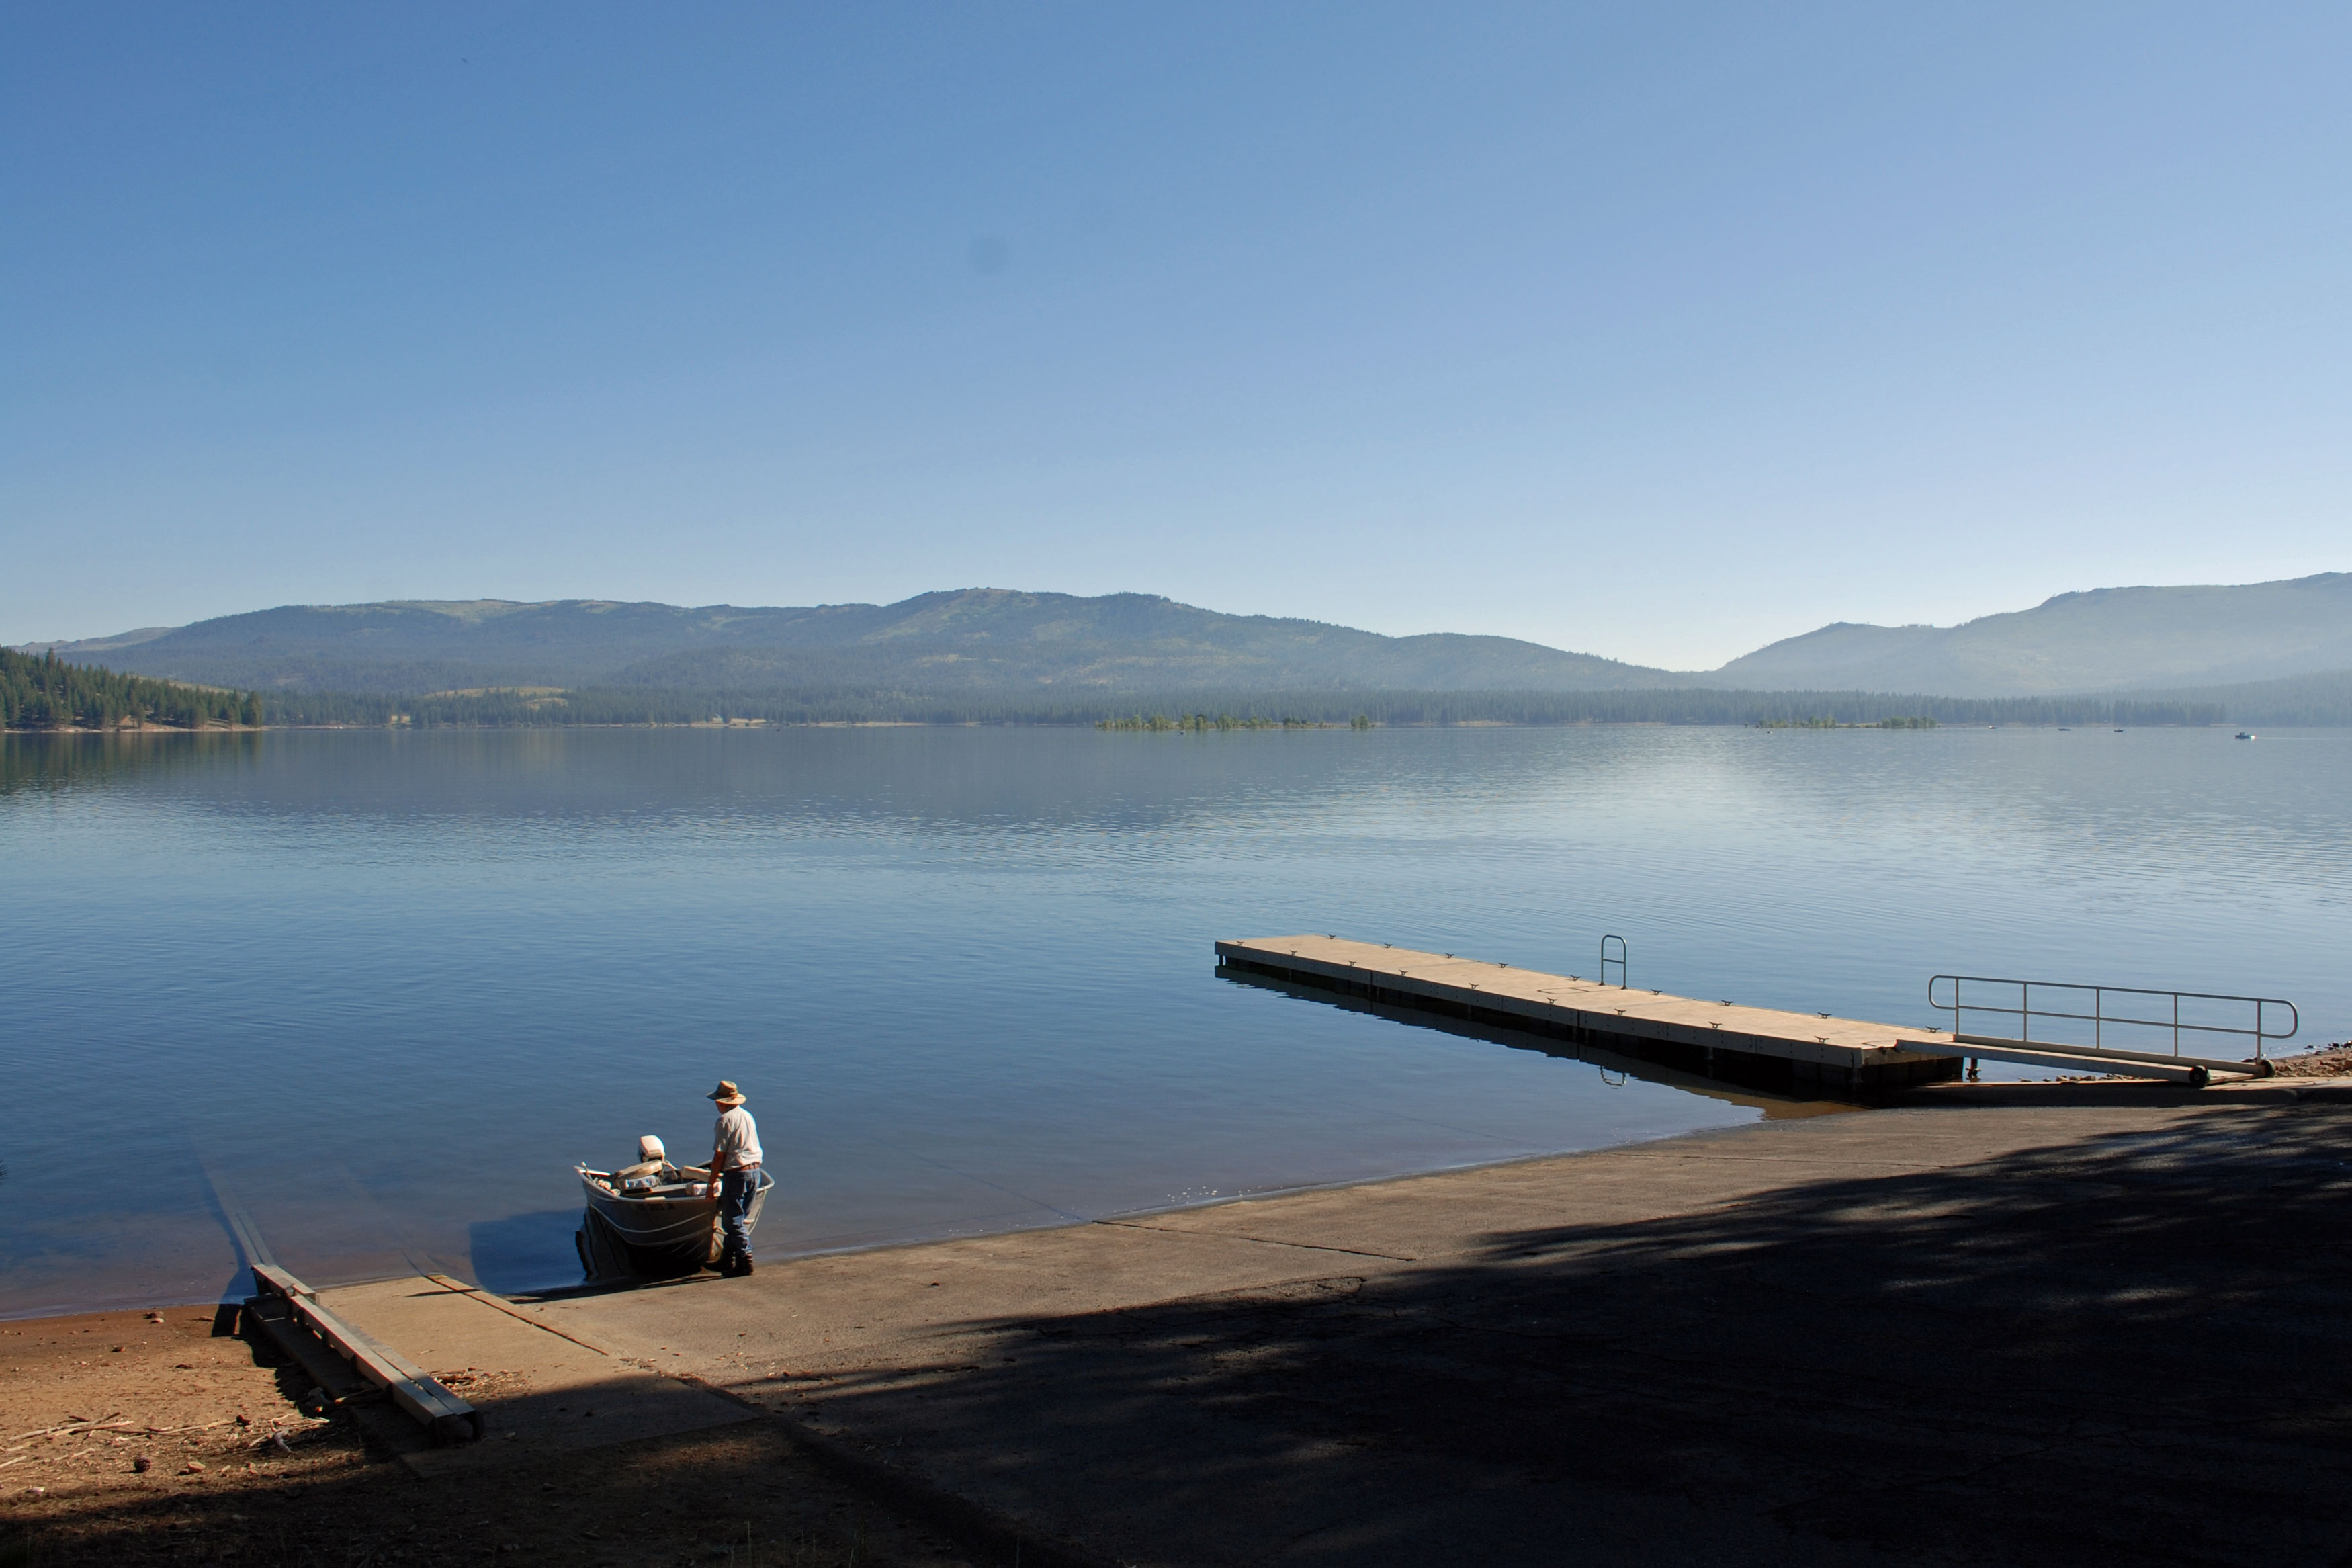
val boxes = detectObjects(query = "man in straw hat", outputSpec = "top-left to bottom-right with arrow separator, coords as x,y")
705,1080 -> 763,1277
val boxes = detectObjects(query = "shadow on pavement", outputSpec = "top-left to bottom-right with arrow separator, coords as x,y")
796,1105 -> 2352,1567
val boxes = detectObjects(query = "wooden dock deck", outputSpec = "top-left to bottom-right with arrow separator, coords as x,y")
1215,934 -> 1962,1094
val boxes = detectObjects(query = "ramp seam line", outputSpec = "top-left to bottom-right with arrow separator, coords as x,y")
1093,1220 -> 1417,1261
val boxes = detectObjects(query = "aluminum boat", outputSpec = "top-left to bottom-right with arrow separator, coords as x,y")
574,1162 -> 773,1280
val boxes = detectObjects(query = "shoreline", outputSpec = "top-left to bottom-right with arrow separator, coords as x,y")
3,717 -> 2269,734
7,1061 -> 2345,1330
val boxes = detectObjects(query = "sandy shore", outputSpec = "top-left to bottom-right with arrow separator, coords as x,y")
0,1304 -> 972,1566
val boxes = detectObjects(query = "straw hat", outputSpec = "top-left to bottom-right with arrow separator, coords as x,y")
707,1080 -> 746,1106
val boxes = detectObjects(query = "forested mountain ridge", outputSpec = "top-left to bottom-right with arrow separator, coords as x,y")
26,591 -> 1684,695
1706,573 -> 2352,695
0,647 -> 260,729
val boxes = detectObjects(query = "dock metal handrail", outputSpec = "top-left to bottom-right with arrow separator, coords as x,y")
1600,934 -> 1628,989
1927,974 -> 2297,1064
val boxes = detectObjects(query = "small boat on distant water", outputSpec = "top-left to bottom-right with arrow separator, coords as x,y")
2235,731 -> 2257,740
574,1140 -> 773,1280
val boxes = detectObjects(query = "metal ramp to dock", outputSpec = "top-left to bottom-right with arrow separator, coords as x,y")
1911,975 -> 2294,1086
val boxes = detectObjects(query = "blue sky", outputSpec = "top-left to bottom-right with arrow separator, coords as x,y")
5,3 -> 2347,668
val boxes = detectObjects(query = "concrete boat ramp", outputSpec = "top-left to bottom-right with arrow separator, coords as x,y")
224,1104 -> 2352,1568
531,1087 -> 2352,1567
260,1086 -> 2352,1565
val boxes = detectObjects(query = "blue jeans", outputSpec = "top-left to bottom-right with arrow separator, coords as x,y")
716,1166 -> 758,1262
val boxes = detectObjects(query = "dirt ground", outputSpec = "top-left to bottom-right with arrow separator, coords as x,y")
2267,1040 -> 2352,1076
0,1305 -> 979,1568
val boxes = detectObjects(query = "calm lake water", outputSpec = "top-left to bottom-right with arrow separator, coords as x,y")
3,724 -> 2347,1319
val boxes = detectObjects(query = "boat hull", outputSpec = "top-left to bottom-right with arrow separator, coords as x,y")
574,1167 -> 773,1281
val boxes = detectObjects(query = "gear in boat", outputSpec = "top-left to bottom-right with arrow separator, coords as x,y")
575,1135 -> 773,1281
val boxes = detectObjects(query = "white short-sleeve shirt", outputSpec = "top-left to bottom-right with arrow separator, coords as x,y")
712,1106 -> 763,1169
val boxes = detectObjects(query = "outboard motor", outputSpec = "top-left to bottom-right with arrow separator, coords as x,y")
615,1134 -> 675,1192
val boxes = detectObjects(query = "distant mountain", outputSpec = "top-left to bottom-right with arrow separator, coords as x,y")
26,625 -> 177,654
28,591 -> 1684,696
32,574 -> 2349,701
1704,574 -> 2352,696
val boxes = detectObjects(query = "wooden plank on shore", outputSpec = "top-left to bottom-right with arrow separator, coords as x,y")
243,1294 -> 373,1403
248,1262 -> 310,1301
248,1264 -> 483,1441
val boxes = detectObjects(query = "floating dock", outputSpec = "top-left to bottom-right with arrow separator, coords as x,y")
1216,934 -> 1962,1095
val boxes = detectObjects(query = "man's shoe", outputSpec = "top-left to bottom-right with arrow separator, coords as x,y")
734,1256 -> 755,1276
